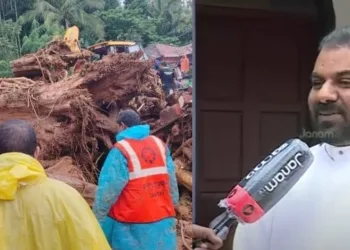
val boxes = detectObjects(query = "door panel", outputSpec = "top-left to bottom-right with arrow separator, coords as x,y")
197,22 -> 244,102
201,111 -> 242,181
244,20 -> 301,103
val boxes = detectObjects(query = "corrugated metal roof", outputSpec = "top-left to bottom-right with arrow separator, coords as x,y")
88,41 -> 136,51
144,43 -> 192,58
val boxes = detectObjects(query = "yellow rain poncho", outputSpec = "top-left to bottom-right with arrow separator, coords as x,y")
0,152 -> 111,250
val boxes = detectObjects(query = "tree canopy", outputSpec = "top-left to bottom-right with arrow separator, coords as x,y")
0,0 -> 192,77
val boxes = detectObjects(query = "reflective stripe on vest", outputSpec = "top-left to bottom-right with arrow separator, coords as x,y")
108,135 -> 176,223
118,136 -> 168,180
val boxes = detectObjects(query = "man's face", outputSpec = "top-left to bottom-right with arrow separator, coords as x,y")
308,47 -> 350,145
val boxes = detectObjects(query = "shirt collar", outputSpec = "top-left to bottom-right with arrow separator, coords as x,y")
322,143 -> 350,161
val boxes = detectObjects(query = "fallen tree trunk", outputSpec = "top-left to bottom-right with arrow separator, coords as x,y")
173,138 -> 192,158
45,156 -> 96,206
11,39 -> 92,82
174,159 -> 192,192
48,173 -> 97,206
1,52 -> 164,182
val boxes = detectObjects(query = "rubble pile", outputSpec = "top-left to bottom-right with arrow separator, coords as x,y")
11,39 -> 92,82
2,39 -> 192,249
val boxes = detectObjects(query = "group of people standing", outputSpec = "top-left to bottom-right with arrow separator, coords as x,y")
0,110 -> 178,250
0,109 -> 222,250
155,54 -> 191,95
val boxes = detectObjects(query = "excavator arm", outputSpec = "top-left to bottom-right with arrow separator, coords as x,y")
64,26 -> 81,53
64,26 -> 88,73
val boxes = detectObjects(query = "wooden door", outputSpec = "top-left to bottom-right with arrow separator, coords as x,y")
194,6 -> 318,232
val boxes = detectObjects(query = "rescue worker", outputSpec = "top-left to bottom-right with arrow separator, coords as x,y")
174,62 -> 183,88
93,109 -> 179,250
233,26 -> 350,250
180,54 -> 190,74
154,57 -> 161,71
158,61 -> 175,95
0,119 -> 110,250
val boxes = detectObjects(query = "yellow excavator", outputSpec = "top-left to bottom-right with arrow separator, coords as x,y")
87,41 -> 148,61
63,26 -> 81,53
13,26 -> 148,78
64,26 -> 148,61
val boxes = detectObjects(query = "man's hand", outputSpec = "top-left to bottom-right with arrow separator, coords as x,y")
191,224 -> 223,250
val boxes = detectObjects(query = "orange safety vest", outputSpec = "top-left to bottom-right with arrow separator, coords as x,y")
180,55 -> 190,73
108,135 -> 176,223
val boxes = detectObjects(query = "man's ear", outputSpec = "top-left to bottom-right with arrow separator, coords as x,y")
122,122 -> 127,130
119,122 -> 127,131
34,146 -> 41,159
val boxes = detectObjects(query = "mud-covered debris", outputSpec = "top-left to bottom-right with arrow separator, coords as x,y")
2,40 -> 193,249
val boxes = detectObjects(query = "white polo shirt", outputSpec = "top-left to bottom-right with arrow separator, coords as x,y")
233,143 -> 350,250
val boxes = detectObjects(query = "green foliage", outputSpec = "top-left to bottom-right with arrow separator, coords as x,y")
104,0 -> 120,10
79,25 -> 104,47
0,0 -> 35,21
21,20 -> 64,54
99,0 -> 192,46
124,0 -> 148,14
147,0 -> 191,45
0,0 -> 192,76
98,7 -> 158,46
123,0 -> 134,7
19,0 -> 105,42
0,19 -> 21,60
0,19 -> 22,77
0,60 -> 13,78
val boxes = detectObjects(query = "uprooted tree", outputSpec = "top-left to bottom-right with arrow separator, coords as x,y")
1,39 -> 193,250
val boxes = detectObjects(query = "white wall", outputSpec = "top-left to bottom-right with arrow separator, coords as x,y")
333,0 -> 350,28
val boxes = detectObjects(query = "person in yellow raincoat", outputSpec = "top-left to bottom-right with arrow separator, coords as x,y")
0,119 -> 111,250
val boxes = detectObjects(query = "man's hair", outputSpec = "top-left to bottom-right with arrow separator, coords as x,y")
0,119 -> 37,156
319,26 -> 350,51
116,109 -> 141,127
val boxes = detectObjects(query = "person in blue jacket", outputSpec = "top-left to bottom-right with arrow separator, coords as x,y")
93,109 -> 179,250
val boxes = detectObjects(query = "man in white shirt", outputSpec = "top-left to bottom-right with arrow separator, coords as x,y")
233,26 -> 350,250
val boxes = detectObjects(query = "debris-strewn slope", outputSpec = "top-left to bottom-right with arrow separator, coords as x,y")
3,40 -> 193,249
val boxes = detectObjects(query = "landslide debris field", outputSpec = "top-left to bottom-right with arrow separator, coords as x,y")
2,39 -> 193,250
